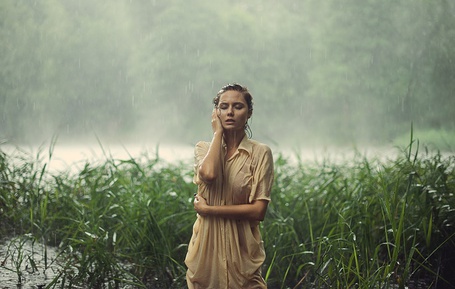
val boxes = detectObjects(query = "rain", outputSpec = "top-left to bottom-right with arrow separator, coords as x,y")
1,1 -> 454,288
0,0 -> 453,156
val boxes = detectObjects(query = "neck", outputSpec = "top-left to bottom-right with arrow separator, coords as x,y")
223,130 -> 246,150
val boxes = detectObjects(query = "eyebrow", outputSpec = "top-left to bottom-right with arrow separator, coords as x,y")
219,101 -> 245,105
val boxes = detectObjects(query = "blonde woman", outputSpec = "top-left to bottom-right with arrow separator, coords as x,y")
185,83 -> 274,288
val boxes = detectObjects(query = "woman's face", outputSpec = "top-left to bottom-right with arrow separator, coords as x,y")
217,90 -> 252,132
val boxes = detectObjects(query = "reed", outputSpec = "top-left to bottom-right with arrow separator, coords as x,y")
0,137 -> 454,288
262,139 -> 455,288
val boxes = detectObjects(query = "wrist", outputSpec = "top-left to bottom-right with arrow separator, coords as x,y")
213,131 -> 223,137
203,204 -> 212,216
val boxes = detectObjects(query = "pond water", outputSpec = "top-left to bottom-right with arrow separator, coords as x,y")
0,235 -> 61,289
2,143 -> 195,175
2,142 -> 402,174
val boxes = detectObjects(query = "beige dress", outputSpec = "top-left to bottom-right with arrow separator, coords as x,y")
185,136 -> 274,289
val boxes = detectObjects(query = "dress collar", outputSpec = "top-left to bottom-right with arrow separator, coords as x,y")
237,135 -> 252,156
222,135 -> 252,156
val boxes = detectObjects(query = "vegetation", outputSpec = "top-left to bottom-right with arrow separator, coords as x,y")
2,1 -> 454,287
1,137 -> 454,288
1,0 -> 454,146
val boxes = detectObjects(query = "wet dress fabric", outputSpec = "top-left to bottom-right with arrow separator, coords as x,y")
185,136 -> 274,289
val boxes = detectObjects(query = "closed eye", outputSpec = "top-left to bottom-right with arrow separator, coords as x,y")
218,103 -> 246,110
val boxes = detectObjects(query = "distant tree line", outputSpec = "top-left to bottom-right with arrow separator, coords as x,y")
1,0 -> 454,146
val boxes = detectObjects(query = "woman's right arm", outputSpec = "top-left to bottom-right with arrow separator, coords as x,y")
198,109 -> 223,183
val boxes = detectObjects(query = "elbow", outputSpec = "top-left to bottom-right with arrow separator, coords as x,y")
249,213 -> 265,222
252,208 -> 266,222
255,212 -> 266,222
251,200 -> 268,222
198,167 -> 217,183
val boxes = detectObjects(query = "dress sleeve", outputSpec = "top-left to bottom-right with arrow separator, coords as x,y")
249,145 -> 274,203
193,141 -> 210,185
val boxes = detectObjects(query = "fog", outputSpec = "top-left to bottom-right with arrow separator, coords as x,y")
1,0 -> 454,159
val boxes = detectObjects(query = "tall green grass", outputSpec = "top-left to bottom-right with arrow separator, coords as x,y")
263,139 -> 455,289
1,144 -> 195,288
1,138 -> 454,288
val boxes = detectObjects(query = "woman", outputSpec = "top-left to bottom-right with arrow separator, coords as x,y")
185,83 -> 274,288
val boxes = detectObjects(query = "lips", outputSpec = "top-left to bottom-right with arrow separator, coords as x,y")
225,119 -> 235,124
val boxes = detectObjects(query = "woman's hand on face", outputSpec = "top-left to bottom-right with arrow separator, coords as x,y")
194,194 -> 209,216
211,108 -> 223,134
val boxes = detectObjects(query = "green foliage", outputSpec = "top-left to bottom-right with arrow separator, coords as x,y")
262,142 -> 455,288
393,128 -> 455,152
1,144 -> 195,287
1,0 -> 454,146
1,138 -> 455,288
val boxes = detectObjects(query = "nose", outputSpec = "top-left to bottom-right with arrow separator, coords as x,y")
227,106 -> 234,116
